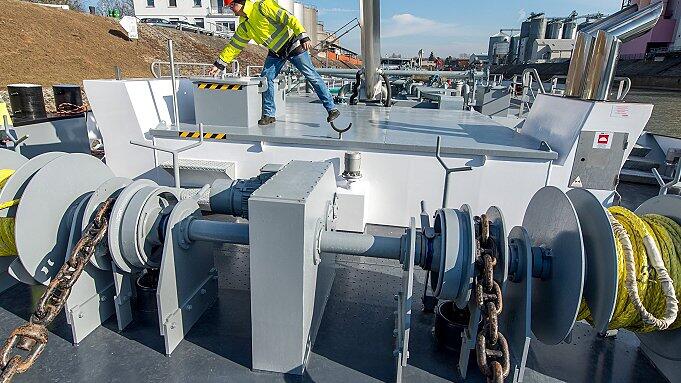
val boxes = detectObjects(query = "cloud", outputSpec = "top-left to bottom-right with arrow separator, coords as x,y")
517,9 -> 527,22
381,13 -> 458,39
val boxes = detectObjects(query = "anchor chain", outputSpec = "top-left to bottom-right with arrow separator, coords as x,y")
475,214 -> 510,383
0,198 -> 115,383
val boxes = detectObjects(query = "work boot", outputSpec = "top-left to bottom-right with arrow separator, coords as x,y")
327,109 -> 340,123
258,116 -> 276,126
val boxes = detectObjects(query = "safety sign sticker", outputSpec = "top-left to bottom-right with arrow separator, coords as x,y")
593,132 -> 613,149
197,83 -> 243,91
610,105 -> 631,118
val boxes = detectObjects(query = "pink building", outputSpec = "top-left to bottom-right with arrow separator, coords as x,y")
620,0 -> 681,56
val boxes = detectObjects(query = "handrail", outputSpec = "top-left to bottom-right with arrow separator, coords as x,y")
490,74 -> 504,84
549,75 -> 567,94
522,68 -> 545,94
614,77 -> 632,101
518,68 -> 545,118
652,160 -> 681,196
2,115 -> 29,154
151,60 -> 239,79
246,65 -> 264,77
130,123 -> 205,189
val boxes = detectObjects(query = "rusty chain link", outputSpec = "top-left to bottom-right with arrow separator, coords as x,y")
0,198 -> 115,383
475,214 -> 510,383
56,103 -> 88,116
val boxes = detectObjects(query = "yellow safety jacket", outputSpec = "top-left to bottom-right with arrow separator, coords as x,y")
216,0 -> 308,68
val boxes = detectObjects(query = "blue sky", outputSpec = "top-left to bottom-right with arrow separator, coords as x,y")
311,0 -> 622,56
88,0 -> 623,56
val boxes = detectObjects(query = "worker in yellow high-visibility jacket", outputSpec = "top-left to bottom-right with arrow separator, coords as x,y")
210,0 -> 340,126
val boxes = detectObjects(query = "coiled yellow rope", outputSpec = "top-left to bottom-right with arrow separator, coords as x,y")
578,206 -> 681,333
0,169 -> 19,257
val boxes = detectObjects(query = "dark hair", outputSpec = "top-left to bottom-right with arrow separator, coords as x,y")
234,0 -> 246,4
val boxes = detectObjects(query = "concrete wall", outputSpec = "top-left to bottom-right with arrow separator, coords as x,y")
491,56 -> 681,89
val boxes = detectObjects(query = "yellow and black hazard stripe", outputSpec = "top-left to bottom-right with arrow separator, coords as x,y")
196,83 -> 243,91
178,131 -> 228,140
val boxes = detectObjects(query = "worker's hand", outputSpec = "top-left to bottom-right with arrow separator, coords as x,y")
209,65 -> 222,77
302,41 -> 313,52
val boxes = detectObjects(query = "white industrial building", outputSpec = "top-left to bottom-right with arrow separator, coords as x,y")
132,0 -> 240,34
530,38 -> 576,62
132,0 -> 319,44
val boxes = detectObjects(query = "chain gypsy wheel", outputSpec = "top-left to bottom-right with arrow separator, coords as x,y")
0,198 -> 114,383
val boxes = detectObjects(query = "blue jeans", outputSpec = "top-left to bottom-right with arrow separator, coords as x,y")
260,50 -> 336,117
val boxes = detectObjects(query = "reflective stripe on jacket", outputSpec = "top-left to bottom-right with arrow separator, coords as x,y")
217,0 -> 307,66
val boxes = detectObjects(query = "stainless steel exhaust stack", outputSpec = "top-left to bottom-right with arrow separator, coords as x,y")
360,0 -> 382,100
565,5 -> 638,98
581,5 -> 639,35
565,2 -> 663,101
564,32 -> 596,97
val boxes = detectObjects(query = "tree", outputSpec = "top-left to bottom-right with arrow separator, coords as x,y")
97,0 -> 135,16
428,51 -> 436,61
22,0 -> 84,11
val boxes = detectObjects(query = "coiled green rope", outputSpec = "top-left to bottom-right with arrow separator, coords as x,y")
578,206 -> 681,333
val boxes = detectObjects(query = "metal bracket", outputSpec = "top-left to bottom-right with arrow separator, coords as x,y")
130,123 -> 205,189
458,302 -> 482,379
111,262 -> 134,331
395,217 -> 416,383
435,136 -> 476,208
64,194 -> 116,345
652,160 -> 681,196
256,76 -> 269,94
157,197 -> 217,355
2,115 -> 28,154
330,121 -> 352,140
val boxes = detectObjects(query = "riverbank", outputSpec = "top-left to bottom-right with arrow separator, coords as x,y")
626,89 -> 681,138
491,56 -> 681,90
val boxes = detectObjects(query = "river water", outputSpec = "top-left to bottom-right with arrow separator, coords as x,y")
625,89 -> 681,138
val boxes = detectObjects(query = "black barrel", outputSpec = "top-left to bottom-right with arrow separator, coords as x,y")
433,301 -> 473,352
135,269 -> 160,325
53,84 -> 83,108
7,84 -> 47,120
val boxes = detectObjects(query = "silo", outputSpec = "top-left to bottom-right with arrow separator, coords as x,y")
563,22 -> 577,39
496,42 -> 510,55
303,6 -> 319,46
518,37 -> 529,62
546,21 -> 564,39
488,32 -> 510,65
524,16 -> 546,63
507,34 -> 521,63
520,21 -> 531,38
278,0 -> 294,14
293,2 -> 305,27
